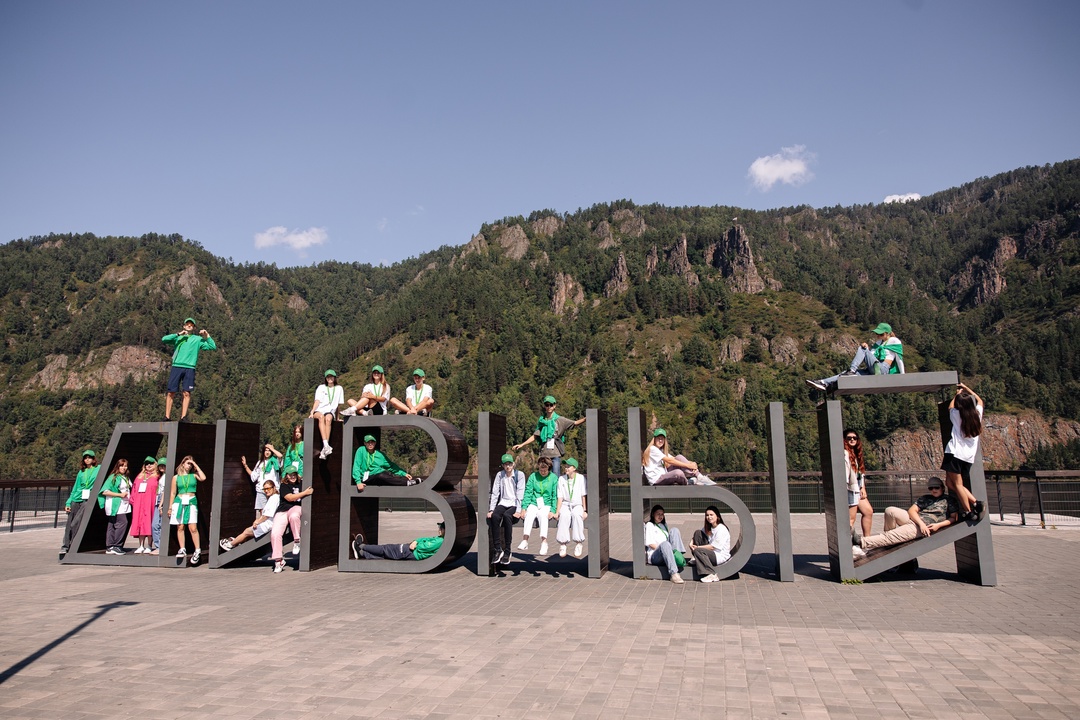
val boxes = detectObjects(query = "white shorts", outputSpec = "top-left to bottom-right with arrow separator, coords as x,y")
315,405 -> 337,416
170,499 -> 198,525
253,518 -> 273,538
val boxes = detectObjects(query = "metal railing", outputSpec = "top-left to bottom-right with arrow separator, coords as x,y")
6,470 -> 1079,532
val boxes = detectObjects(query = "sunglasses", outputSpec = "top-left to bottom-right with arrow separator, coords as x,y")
845,436 -> 858,441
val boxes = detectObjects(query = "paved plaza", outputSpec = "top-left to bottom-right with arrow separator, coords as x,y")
1,512 -> 1078,719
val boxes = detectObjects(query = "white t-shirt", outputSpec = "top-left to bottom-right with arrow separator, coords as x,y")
643,445 -> 667,485
314,384 -> 344,415
362,382 -> 391,413
557,474 -> 587,508
706,524 -> 731,565
945,404 -> 983,463
404,383 -> 433,408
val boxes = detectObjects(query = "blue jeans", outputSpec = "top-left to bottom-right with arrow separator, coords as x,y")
647,527 -> 687,577
550,457 -> 561,478
822,347 -> 881,385
152,506 -> 162,549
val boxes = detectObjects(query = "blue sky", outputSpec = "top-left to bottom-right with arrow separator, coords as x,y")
2,1 -> 1077,267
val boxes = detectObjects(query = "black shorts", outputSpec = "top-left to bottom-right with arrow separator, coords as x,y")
940,453 -> 971,479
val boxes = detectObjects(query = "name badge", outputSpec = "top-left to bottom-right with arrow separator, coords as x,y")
81,489 -> 90,500
138,482 -> 148,493
545,439 -> 556,449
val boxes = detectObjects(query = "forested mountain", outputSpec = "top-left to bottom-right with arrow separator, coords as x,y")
2,160 -> 1079,480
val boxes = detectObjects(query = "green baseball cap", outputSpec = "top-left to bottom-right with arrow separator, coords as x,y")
82,449 -> 96,458
157,457 -> 167,465
143,456 -> 157,465
324,368 -> 338,377
653,428 -> 667,437
285,463 -> 300,475
371,365 -> 384,374
501,453 -> 514,464
543,395 -> 557,405
413,368 -> 425,378
564,458 -> 578,468
184,317 -> 196,325
871,322 -> 892,335
363,434 -> 377,443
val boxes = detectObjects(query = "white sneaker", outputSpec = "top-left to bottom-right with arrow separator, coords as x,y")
852,545 -> 867,559
670,574 -> 684,584
805,378 -> 828,391
219,538 -> 233,551
323,444 -> 333,458
701,574 -> 719,583
190,549 -> 201,565
176,548 -> 187,559
274,559 -> 286,573
539,541 -> 548,555
574,543 -> 583,557
517,539 -> 528,551
695,473 -> 717,486
318,446 -> 328,460
341,406 -> 357,417
559,545 -> 567,557
292,541 -> 300,556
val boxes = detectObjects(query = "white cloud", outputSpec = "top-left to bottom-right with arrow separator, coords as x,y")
377,218 -> 389,232
253,226 -> 328,254
748,145 -> 815,191
883,193 -> 922,204
407,205 -> 426,216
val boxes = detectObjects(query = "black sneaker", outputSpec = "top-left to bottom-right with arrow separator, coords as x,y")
805,379 -> 827,392
493,550 -> 505,565
163,416 -> 171,423
351,534 -> 365,559
179,416 -> 190,424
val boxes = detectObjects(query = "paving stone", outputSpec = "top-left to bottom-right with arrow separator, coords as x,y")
0,514 -> 1078,718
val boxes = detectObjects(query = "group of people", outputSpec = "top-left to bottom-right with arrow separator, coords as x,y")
308,365 -> 436,460
849,382 -> 987,561
121,316 -> 988,577
220,453 -> 312,573
643,504 -> 732,583
61,452 -> 168,559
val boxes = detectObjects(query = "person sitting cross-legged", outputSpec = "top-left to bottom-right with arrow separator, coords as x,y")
852,477 -> 958,560
351,522 -> 444,560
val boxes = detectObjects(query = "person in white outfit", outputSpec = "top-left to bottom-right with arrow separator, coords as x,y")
309,369 -> 344,459
555,457 -> 588,557
644,504 -> 688,584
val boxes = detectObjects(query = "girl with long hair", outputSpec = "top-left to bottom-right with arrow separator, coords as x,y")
309,369 -> 344,459
942,382 -> 985,520
284,424 -> 304,478
167,455 -> 207,564
644,504 -> 688,583
689,505 -> 731,583
100,458 -> 132,555
641,428 -> 714,486
844,429 -> 874,539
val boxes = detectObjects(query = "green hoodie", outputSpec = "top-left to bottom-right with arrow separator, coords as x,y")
66,465 -> 100,508
352,447 -> 407,483
412,535 -> 444,560
162,332 -> 217,369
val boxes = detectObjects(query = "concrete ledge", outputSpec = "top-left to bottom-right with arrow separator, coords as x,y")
834,370 -> 958,396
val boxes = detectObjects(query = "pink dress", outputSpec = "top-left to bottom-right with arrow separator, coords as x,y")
129,471 -> 159,536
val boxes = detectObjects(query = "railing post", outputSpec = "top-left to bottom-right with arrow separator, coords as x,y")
1017,477 -> 1026,527
9,487 -> 17,533
995,474 -> 1003,522
1034,476 -> 1046,528
55,485 -> 63,528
